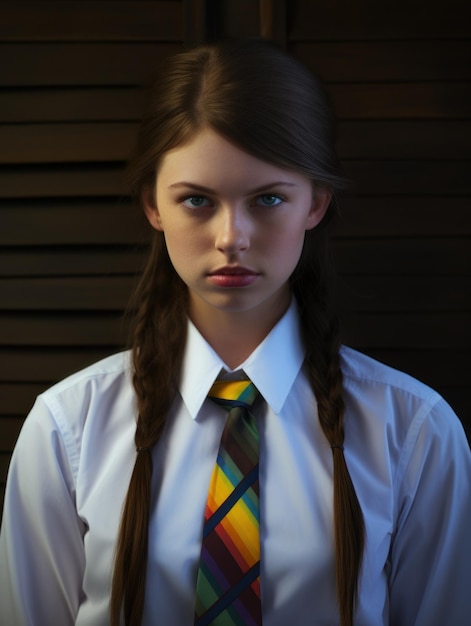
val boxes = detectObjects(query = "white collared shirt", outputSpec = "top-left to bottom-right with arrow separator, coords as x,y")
1,302 -> 470,625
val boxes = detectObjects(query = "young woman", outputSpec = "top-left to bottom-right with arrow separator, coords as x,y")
1,40 -> 470,626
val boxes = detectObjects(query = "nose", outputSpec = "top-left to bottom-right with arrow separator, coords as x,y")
214,207 -> 250,255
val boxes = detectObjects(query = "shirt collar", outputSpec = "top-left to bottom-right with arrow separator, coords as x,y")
179,299 -> 305,418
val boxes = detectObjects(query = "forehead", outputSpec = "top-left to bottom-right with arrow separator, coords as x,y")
157,127 -> 310,191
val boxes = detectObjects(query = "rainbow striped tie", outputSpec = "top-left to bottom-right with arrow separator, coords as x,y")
195,379 -> 262,626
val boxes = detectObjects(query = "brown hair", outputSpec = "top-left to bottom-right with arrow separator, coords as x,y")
110,39 -> 364,626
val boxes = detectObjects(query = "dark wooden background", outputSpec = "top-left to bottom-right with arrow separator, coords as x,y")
1,0 -> 470,514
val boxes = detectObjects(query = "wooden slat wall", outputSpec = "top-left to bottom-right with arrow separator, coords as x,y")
0,0 -> 185,512
1,0 -> 470,515
287,0 -> 471,436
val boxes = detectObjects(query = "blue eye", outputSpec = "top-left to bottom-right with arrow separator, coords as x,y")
182,195 -> 209,208
257,194 -> 283,207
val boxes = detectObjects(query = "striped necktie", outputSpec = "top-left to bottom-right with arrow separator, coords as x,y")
195,379 -> 262,626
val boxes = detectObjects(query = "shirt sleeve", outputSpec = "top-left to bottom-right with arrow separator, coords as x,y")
0,395 -> 87,626
388,396 -> 471,626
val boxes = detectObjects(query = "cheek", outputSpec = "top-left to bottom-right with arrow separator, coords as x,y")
163,227 -> 204,270
273,231 -> 308,278
268,224 -> 307,259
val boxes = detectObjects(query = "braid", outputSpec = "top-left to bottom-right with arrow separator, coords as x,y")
110,233 -> 187,626
292,224 -> 365,626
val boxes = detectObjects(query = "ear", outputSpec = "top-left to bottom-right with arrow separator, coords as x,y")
141,186 -> 164,232
305,187 -> 332,230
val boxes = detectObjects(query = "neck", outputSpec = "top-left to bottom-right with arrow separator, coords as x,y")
189,301 -> 290,370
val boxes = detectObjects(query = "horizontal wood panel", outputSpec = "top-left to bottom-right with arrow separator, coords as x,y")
0,383 -> 51,415
1,275 -> 468,312
332,197 -> 471,237
329,83 -> 471,120
0,1 -> 183,42
0,276 -> 134,310
293,41 -> 471,82
333,238 -> 471,275
0,247 -> 146,276
0,164 -> 125,198
2,161 -> 469,198
290,0 -> 471,40
0,88 -> 143,123
0,43 -> 182,86
340,312 -> 471,349
0,123 -> 138,164
2,347 -> 469,387
336,121 -> 471,160
0,418 -> 25,452
0,312 -> 468,349
2,120 -> 469,165
343,161 -> 471,196
338,275 -> 470,312
0,313 -> 129,346
0,200 -> 148,246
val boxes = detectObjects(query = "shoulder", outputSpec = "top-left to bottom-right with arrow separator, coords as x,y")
34,350 -> 134,440
340,345 -> 440,406
11,351 -> 135,487
339,347 -> 469,500
338,346 -> 464,448
41,350 -> 132,399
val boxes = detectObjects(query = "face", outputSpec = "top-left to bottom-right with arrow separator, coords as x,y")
143,127 -> 330,333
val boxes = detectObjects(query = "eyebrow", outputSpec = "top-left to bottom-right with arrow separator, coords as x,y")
168,181 -> 298,194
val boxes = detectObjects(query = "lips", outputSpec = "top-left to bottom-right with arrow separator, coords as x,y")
208,266 -> 260,287
210,266 -> 257,276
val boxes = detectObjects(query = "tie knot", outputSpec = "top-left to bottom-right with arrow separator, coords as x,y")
208,379 -> 260,411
